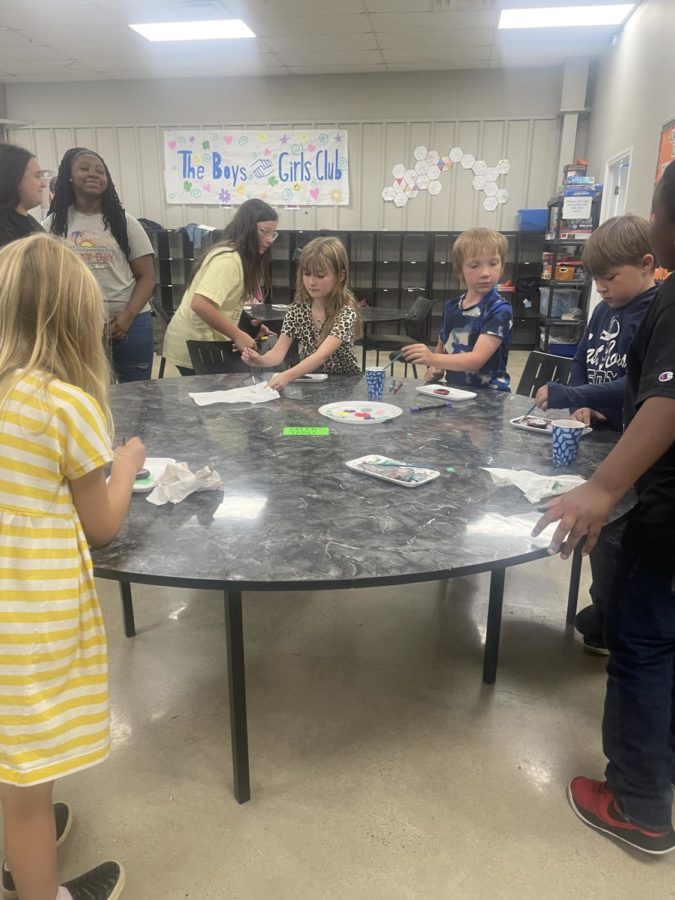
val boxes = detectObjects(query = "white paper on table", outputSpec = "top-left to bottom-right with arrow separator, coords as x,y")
482,467 -> 585,504
188,382 -> 280,407
146,462 -> 223,506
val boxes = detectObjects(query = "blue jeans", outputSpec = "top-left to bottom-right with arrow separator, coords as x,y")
603,552 -> 675,829
111,311 -> 153,383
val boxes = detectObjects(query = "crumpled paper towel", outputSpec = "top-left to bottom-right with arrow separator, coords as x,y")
146,462 -> 223,506
188,382 -> 279,406
482,467 -> 585,504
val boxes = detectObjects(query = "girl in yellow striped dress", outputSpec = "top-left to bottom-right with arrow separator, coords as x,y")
0,234 -> 145,900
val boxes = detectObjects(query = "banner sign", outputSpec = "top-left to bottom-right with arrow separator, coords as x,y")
163,129 -> 349,206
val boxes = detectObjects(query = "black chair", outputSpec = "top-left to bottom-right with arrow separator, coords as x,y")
516,350 -> 573,398
186,340 -> 250,375
361,295 -> 436,375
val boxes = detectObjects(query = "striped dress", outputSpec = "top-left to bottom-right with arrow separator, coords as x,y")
0,372 -> 112,785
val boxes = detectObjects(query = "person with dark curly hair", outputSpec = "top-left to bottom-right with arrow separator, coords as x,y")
45,148 -> 155,383
0,143 -> 46,247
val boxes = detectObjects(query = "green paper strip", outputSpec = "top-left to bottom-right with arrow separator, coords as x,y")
283,426 -> 330,436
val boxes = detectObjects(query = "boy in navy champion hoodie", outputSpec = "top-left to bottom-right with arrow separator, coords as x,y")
536,215 -> 657,430
535,215 -> 657,654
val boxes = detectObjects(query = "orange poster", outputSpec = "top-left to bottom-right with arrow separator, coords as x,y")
656,117 -> 675,184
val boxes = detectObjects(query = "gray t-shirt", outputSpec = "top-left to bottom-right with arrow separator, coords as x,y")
43,209 -> 154,314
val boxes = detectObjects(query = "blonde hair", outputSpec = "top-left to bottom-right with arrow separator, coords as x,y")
451,227 -> 508,283
294,237 -> 363,341
582,215 -> 655,277
0,233 -> 112,431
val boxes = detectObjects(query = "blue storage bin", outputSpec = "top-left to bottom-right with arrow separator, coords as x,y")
517,208 -> 548,231
549,342 -> 577,358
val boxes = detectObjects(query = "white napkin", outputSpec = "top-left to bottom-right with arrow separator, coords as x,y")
146,462 -> 223,506
188,381 -> 280,406
482,467 -> 585,504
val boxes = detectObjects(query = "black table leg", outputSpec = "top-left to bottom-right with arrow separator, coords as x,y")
566,544 -> 584,625
224,590 -> 250,804
483,567 -> 506,685
120,582 -> 135,638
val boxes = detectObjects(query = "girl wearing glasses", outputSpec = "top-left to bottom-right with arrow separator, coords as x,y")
163,198 -> 278,375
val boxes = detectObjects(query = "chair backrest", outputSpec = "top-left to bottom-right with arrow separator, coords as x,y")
186,340 -> 249,375
516,351 -> 573,398
404,296 -> 436,342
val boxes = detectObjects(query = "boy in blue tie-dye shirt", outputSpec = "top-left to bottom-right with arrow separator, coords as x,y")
402,227 -> 512,390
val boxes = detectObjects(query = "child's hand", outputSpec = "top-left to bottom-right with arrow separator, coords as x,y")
531,481 -> 614,558
403,343 -> 434,366
242,347 -> 263,365
234,331 -> 257,352
571,408 -> 607,427
426,366 -> 444,381
113,437 -> 145,474
534,384 -> 549,410
268,371 -> 292,391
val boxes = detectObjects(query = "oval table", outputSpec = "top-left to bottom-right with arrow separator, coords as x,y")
93,375 -> 623,803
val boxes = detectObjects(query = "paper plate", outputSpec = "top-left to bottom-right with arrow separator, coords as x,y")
510,416 -> 591,436
318,401 -> 402,425
296,373 -> 328,382
132,457 -> 176,493
416,384 -> 477,401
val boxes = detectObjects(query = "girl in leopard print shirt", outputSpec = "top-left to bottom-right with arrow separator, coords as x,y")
243,237 -> 363,389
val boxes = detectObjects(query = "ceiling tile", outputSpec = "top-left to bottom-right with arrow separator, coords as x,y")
369,11 -> 498,32
276,49 -> 384,67
0,2 -> 118,28
242,0 -> 367,13
382,46 -> 490,64
246,14 -> 372,36
260,33 -> 378,53
378,29 -> 494,49
386,60 -> 488,71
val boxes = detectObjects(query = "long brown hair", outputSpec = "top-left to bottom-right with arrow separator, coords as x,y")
0,233 -> 111,430
293,237 -> 363,342
188,198 -> 278,298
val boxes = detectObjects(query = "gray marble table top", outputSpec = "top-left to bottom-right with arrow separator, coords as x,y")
92,376 -> 623,590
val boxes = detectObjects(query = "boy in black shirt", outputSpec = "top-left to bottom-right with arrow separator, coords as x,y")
533,159 -> 675,855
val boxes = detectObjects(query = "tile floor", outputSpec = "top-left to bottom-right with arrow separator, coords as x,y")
9,352 -> 675,899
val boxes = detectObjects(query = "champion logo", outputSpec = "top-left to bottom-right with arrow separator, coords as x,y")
659,371 -> 674,382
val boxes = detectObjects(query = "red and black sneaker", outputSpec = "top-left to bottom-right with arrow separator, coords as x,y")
568,776 -> 675,855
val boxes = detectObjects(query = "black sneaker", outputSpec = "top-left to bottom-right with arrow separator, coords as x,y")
582,634 -> 609,656
2,801 -> 72,898
63,861 -> 125,900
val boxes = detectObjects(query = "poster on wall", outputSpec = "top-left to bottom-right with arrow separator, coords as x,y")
656,117 -> 675,184
163,129 -> 349,206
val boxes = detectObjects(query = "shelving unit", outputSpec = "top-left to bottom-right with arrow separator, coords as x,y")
538,194 -> 602,354
148,228 -> 545,348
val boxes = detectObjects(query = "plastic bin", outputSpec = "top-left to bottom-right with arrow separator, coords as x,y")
549,342 -> 578,358
517,208 -> 548,231
539,287 -> 579,318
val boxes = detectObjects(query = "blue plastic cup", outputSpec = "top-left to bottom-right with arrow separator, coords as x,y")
365,366 -> 386,400
551,419 -> 585,466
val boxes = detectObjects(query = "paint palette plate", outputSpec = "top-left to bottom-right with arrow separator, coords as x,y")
346,455 -> 440,488
416,384 -> 477,401
318,401 -> 402,425
510,416 -> 591,436
132,457 -> 176,493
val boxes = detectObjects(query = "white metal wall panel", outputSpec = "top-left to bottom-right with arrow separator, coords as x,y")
9,116 -> 559,231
